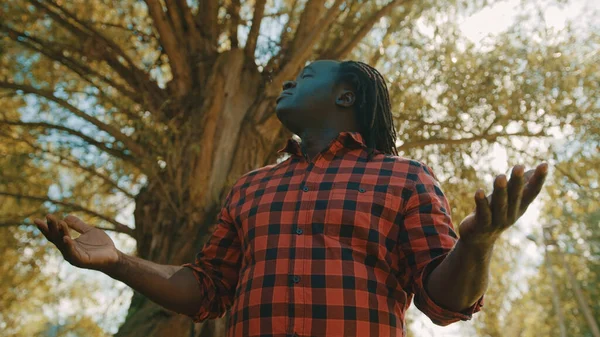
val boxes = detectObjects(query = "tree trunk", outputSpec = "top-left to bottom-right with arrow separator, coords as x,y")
114,49 -> 289,337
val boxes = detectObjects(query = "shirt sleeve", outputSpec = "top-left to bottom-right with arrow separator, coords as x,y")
180,192 -> 242,322
397,163 -> 483,326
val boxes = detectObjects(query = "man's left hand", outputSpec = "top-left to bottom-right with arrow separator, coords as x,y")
458,163 -> 549,247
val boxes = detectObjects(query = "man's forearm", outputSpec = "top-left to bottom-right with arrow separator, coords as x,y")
425,239 -> 494,312
102,251 -> 203,316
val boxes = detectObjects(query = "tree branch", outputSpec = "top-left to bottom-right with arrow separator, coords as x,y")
0,81 -> 147,158
39,0 -> 136,65
181,1 -> 203,55
272,0 -> 345,88
0,222 -> 20,228
397,130 -> 546,152
328,0 -> 407,59
0,191 -> 134,236
84,21 -> 157,42
289,0 -> 326,52
1,119 -> 134,162
144,0 -> 192,95
502,140 -> 590,193
0,220 -> 122,233
245,0 -> 266,59
264,0 -> 300,73
196,0 -> 219,50
29,0 -> 164,100
175,0 -> 198,37
553,164 -> 585,189
0,132 -> 137,199
228,0 -> 241,48
163,0 -> 185,41
1,24 -> 144,107
368,10 -> 408,66
46,152 -> 137,199
61,88 -> 143,124
0,210 -> 40,228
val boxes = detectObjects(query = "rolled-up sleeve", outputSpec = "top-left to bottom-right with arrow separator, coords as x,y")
398,163 -> 483,325
181,193 -> 242,322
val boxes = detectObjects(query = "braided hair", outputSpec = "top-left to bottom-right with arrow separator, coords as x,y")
336,61 -> 398,157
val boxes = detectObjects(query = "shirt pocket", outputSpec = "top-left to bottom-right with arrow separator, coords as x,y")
324,181 -> 390,243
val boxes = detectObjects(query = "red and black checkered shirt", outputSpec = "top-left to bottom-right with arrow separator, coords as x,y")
182,131 -> 483,337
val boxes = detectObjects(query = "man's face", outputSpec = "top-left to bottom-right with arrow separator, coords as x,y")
275,60 -> 343,134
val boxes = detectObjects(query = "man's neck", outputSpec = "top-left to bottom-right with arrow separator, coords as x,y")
299,128 -> 349,160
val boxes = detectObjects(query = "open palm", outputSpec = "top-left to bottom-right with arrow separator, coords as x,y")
459,163 -> 548,245
33,214 -> 120,271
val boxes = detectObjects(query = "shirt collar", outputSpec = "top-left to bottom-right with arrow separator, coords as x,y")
277,131 -> 367,158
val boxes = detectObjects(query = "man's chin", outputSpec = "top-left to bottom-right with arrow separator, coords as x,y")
275,104 -> 292,122
275,107 -> 300,135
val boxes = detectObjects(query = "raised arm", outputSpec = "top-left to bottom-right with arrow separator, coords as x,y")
105,252 -> 202,316
426,163 -> 548,312
33,214 -> 203,316
397,162 -> 547,326
33,205 -> 243,321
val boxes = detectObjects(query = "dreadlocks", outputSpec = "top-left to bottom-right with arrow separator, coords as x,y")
336,61 -> 398,157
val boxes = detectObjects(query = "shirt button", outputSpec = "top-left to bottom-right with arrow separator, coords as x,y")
296,228 -> 303,235
359,187 -> 366,193
302,186 -> 309,192
292,275 -> 301,283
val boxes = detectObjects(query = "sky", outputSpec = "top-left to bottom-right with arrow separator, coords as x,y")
35,0 -> 599,335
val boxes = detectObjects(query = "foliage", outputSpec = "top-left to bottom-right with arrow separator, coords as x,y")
471,7 -> 600,332
0,0 -> 598,336
505,127 -> 600,337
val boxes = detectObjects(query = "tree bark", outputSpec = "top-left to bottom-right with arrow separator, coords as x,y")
113,50 -> 286,337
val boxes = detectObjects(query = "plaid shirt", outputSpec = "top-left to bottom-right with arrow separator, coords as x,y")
182,131 -> 483,337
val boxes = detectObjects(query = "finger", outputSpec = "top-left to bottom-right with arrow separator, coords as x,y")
521,163 -> 549,208
63,215 -> 92,234
475,189 -> 492,227
523,168 -> 536,182
491,174 -> 508,228
40,216 -> 68,255
33,218 -> 51,237
55,220 -> 73,254
506,165 -> 525,224
46,214 -> 60,237
57,220 -> 72,240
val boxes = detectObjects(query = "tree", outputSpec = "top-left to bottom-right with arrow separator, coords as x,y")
1,0 -> 595,336
505,124 -> 600,337
469,5 -> 600,335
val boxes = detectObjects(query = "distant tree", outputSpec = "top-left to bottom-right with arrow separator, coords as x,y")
471,6 -> 600,335
503,124 -> 600,337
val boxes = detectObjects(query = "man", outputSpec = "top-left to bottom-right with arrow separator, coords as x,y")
33,60 -> 547,337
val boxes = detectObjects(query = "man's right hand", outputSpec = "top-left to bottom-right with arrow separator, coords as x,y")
32,214 -> 205,317
33,214 -> 120,272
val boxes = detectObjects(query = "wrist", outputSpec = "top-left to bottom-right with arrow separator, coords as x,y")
100,249 -> 125,276
457,237 -> 495,256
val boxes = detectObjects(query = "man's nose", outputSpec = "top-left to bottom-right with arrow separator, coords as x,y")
282,81 -> 296,90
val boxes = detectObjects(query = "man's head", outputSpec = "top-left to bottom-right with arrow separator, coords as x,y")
275,60 -> 398,155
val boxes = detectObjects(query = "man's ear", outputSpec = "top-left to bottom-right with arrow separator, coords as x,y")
335,90 -> 355,108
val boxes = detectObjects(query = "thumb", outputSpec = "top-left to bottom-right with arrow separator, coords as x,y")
64,215 -> 92,234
